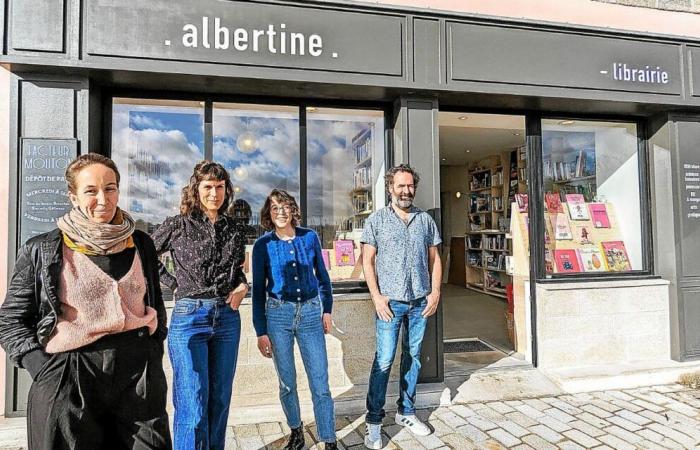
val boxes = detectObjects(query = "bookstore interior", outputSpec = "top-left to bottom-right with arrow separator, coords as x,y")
440,112 -> 642,362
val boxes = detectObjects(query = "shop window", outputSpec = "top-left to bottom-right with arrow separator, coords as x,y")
306,108 -> 385,282
111,98 -> 205,233
540,119 -> 643,275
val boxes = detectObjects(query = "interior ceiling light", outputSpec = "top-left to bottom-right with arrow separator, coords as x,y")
306,107 -> 317,112
465,149 -> 471,153
233,167 -> 249,181
458,116 -> 468,120
513,132 -> 521,136
455,191 -> 462,198
441,158 -> 447,161
559,120 -> 576,125
236,131 -> 258,153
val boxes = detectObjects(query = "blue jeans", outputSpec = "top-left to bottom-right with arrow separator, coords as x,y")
366,298 -> 428,424
266,297 -> 336,443
168,298 -> 241,450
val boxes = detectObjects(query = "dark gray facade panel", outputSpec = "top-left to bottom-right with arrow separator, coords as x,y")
9,0 -> 65,53
447,22 -> 682,96
688,47 -> 700,97
85,0 -> 404,77
674,120 -> 700,279
680,288 -> 700,359
412,18 -> 440,85
20,81 -> 75,138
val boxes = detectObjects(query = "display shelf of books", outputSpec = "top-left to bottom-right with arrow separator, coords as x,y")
350,128 -> 373,230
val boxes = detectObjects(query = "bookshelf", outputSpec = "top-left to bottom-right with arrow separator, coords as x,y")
465,230 -> 510,298
350,127 -> 373,230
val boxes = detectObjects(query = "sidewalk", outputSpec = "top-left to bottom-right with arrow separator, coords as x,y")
0,383 -> 698,449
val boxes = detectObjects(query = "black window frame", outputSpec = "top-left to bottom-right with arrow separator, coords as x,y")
103,90 -> 392,293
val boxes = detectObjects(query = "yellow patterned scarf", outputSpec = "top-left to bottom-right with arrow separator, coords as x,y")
58,208 -> 136,256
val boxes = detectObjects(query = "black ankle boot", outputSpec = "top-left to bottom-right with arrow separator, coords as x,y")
324,442 -> 338,449
284,425 -> 305,450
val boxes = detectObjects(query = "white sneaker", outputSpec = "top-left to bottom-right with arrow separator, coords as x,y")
395,413 -> 431,436
364,422 -> 383,449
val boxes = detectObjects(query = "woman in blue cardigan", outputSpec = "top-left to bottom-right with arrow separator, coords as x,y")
252,189 -> 337,450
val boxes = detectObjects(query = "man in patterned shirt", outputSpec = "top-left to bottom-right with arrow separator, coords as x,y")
361,164 -> 442,449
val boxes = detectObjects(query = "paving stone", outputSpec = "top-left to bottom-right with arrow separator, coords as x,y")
427,418 -> 454,438
498,420 -> 529,438
503,411 -> 538,428
580,404 -> 613,419
487,428 -> 520,447
473,407 -> 506,423
607,390 -> 636,402
608,398 -> 644,413
340,429 -> 364,447
537,415 -> 571,433
577,412 -> 610,429
605,425 -> 644,445
666,409 -> 700,427
637,428 -> 664,444
549,400 -> 583,415
638,409 -> 669,424
542,407 -> 576,424
562,429 -> 601,448
486,402 -> 516,414
631,399 -> 666,413
647,421 -> 698,448
529,425 -> 564,444
511,445 -> 534,450
439,412 -> 468,429
393,437 -> 425,450
667,420 -> 700,442
465,416 -> 498,432
233,424 -> 260,438
597,434 -> 636,450
606,415 -> 642,432
413,433 -> 445,450
616,409 -> 652,426
440,433 -> 478,450
558,441 -> 585,450
521,434 -> 557,450
450,404 -> 477,419
502,400 -> 524,407
522,398 -> 550,411
569,420 -> 606,438
637,439 -> 672,450
457,424 -> 489,443
258,422 -> 283,436
475,438 -> 506,450
590,446 -> 614,450
665,401 -> 698,418
237,436 -> 266,450
512,404 -> 545,419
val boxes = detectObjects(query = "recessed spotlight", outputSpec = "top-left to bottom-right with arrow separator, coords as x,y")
458,116 -> 468,120
559,120 -> 576,125
456,191 -> 462,198
466,149 -> 471,153
513,132 -> 521,136
306,107 -> 317,112
441,158 -> 447,161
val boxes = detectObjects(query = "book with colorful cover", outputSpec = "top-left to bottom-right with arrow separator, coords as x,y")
589,203 -> 611,228
554,249 -> 581,273
601,241 -> 632,271
577,248 -> 606,272
321,249 -> 331,270
545,193 -> 564,214
515,194 -> 528,213
573,224 -> 593,245
565,194 -> 589,220
333,240 -> 356,266
544,249 -> 554,273
550,213 -> 573,240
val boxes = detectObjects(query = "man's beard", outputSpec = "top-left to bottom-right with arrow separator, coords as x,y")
394,195 -> 414,209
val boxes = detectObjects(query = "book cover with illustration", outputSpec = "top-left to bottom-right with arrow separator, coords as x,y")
515,194 -> 529,213
545,249 -> 554,274
601,241 -> 632,271
550,213 -> 573,240
573,225 -> 593,245
554,249 -> 581,273
565,194 -> 589,220
577,248 -> 606,272
545,193 -> 564,214
333,240 -> 356,266
589,203 -> 611,228
321,249 -> 331,270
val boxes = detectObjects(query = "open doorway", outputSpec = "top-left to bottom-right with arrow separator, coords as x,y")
439,112 -> 529,374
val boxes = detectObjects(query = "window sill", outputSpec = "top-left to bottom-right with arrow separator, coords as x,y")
536,275 -> 669,291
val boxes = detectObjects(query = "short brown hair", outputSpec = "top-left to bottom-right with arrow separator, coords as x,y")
260,189 -> 302,231
65,154 -> 121,194
385,164 -> 420,192
180,160 -> 234,216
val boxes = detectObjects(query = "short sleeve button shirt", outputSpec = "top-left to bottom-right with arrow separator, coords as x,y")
361,205 -> 442,302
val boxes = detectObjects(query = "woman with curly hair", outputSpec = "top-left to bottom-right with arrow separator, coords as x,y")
152,161 -> 248,450
252,189 -> 337,450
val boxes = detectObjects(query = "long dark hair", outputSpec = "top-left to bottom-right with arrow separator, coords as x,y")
260,189 -> 302,231
180,160 -> 234,216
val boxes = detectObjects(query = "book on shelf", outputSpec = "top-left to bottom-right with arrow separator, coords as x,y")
554,249 -> 581,273
333,240 -> 356,266
577,248 -> 606,272
573,224 -> 593,245
565,194 -> 589,220
467,235 -> 482,249
492,170 -> 503,186
321,249 -> 331,270
470,193 -> 491,213
485,271 -> 505,290
484,234 -> 506,250
352,191 -> 370,212
544,249 -> 554,273
515,194 -> 528,213
353,129 -> 372,164
545,193 -> 564,214
353,166 -> 371,189
601,240 -> 632,271
550,212 -> 573,240
589,203 -> 611,228
492,196 -> 503,211
467,251 -> 482,267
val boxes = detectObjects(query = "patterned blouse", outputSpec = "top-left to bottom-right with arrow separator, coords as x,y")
152,211 -> 247,301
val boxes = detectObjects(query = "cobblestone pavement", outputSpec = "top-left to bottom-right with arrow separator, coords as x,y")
227,384 -> 700,450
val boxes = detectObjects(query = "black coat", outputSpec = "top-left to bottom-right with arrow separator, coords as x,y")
0,228 -> 168,368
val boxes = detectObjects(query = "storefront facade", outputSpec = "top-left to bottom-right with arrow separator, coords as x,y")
1,0 -> 700,419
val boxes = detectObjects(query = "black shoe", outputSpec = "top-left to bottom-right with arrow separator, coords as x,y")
324,442 -> 338,450
284,425 -> 305,450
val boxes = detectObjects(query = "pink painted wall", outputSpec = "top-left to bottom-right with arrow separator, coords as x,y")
0,66 -> 10,416
362,0 -> 700,39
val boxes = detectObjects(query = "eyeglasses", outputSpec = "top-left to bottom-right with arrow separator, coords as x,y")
271,205 -> 292,215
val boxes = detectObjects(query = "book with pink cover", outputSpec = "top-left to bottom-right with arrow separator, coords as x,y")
333,240 -> 356,266
589,203 -> 611,228
573,224 -> 593,245
545,193 -> 564,214
601,241 -> 631,271
577,248 -> 606,272
566,194 -> 589,220
550,213 -> 573,240
321,249 -> 331,270
515,194 -> 528,213
554,249 -> 581,273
